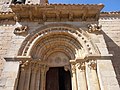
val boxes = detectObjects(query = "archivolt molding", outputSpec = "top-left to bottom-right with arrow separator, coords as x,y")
18,23 -> 100,61
31,34 -> 81,60
34,42 -> 76,60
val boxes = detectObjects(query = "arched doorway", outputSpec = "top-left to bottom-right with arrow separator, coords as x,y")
45,51 -> 72,90
17,23 -> 99,90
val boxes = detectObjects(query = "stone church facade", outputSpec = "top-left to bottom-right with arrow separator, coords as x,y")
0,0 -> 120,90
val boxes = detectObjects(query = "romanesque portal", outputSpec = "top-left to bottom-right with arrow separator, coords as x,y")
0,0 -> 120,90
16,24 -> 100,90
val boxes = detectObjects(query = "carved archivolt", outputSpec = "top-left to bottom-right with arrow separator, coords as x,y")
18,23 -> 100,63
16,23 -> 102,90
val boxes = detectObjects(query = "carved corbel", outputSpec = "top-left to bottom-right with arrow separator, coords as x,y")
43,13 -> 46,21
56,13 -> 60,21
14,15 -> 19,22
69,13 -> 73,21
88,24 -> 102,33
14,25 -> 29,35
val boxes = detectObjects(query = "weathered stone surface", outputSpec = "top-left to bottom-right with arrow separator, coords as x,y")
97,60 -> 120,90
0,1 -> 120,90
0,61 -> 20,90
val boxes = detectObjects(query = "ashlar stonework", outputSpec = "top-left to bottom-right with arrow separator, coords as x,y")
0,0 -> 120,90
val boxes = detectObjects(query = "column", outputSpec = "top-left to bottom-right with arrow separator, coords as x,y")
35,64 -> 41,90
18,64 -> 26,90
76,62 -> 87,90
85,60 -> 100,90
23,62 -> 31,90
40,65 -> 49,90
30,62 -> 37,90
71,63 -> 78,90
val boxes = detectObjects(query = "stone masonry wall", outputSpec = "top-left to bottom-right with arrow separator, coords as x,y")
0,21 -> 95,76
99,16 -> 120,85
0,21 -> 96,57
0,18 -> 120,88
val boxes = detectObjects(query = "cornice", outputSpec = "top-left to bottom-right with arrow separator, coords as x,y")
0,12 -> 15,20
0,3 -> 104,21
100,11 -> 120,17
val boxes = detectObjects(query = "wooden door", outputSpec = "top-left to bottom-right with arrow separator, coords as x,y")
46,67 -> 59,90
59,67 -> 72,90
46,67 -> 72,90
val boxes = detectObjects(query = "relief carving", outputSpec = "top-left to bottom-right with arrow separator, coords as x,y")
88,60 -> 97,70
55,57 -> 61,63
14,25 -> 29,35
88,24 -> 102,33
77,62 -> 85,70
71,64 -> 76,74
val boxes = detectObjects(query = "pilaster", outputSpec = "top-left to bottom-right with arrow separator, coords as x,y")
40,65 -> 49,90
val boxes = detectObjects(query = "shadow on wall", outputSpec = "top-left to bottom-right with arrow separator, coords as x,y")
101,30 -> 120,86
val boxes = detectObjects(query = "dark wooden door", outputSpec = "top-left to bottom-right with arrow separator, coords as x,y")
46,67 -> 72,90
46,67 -> 59,90
59,67 -> 72,90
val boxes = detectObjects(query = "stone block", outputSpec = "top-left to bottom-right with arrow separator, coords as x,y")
97,60 -> 114,71
0,61 -> 20,89
0,77 -> 7,87
101,71 -> 116,77
107,85 -> 120,90
3,86 -> 14,90
99,48 -> 109,55
102,77 -> 119,85
5,78 -> 16,87
97,60 -> 120,90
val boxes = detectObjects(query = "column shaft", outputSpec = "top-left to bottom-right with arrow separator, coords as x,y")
24,64 -> 31,90
30,64 -> 37,90
40,65 -> 47,90
35,64 -> 41,90
71,64 -> 78,90
76,63 -> 87,90
85,62 -> 100,90
18,66 -> 26,90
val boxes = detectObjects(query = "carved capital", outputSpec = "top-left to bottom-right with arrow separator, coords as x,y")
21,60 -> 29,67
88,24 -> 102,33
71,64 -> 76,74
56,13 -> 60,21
88,60 -> 97,70
64,65 -> 70,71
76,62 -> 85,70
40,65 -> 49,73
14,25 -> 29,35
